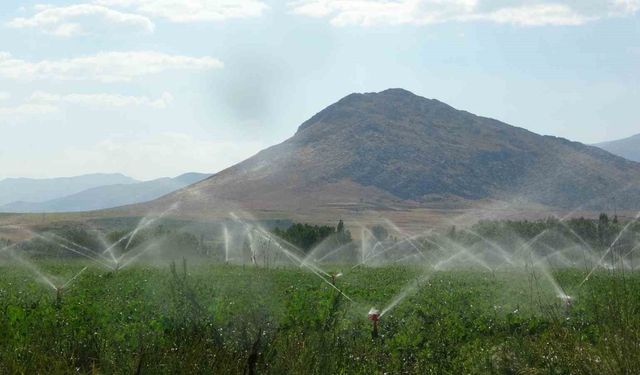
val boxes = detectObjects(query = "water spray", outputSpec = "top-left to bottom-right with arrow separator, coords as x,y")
383,219 -> 427,260
223,225 -> 230,263
100,203 -> 180,259
580,210 -> 640,287
55,266 -> 89,306
229,212 -> 355,302
29,231 -> 113,270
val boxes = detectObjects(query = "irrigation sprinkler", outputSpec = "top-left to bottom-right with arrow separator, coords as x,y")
368,308 -> 381,339
55,286 -> 64,307
559,294 -> 573,311
330,272 -> 343,285
53,266 -> 88,307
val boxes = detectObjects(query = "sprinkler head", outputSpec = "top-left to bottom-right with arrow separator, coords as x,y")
559,295 -> 573,307
368,308 -> 380,322
368,308 -> 380,339
54,287 -> 64,307
330,272 -> 343,284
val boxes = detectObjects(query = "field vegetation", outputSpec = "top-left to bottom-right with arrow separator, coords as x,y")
0,214 -> 638,374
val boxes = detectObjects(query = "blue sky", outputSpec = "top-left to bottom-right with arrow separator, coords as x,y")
0,0 -> 638,180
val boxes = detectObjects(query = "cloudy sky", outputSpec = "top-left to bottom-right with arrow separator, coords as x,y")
1,0 -> 638,180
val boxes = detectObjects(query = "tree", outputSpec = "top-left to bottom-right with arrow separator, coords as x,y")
273,221 -> 352,253
337,220 -> 345,235
371,225 -> 389,242
598,213 -> 611,247
336,220 -> 352,244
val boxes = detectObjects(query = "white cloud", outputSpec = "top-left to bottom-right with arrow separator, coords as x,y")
291,0 -> 478,26
94,0 -> 269,22
0,102 -> 58,117
6,4 -> 154,37
611,0 -> 640,15
289,0 -> 636,27
467,4 -> 594,26
0,92 -> 10,101
0,51 -> 223,82
0,91 -> 173,117
29,91 -> 173,109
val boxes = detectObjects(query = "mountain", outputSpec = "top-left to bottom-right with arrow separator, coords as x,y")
0,173 -> 211,213
0,173 -> 137,206
148,89 -> 640,219
595,133 -> 640,162
173,173 -> 213,185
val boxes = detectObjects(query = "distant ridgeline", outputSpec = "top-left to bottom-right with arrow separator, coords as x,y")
0,172 -> 211,213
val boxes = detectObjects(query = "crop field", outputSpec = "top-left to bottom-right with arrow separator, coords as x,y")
0,261 -> 638,374
1,213 -> 639,374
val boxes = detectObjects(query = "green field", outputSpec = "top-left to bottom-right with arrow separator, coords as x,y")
0,261 -> 638,374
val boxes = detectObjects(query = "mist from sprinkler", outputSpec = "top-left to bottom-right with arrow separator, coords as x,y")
312,242 -> 353,265
383,219 -> 427,260
2,195 -> 638,340
5,246 -> 88,304
101,203 -> 180,260
229,212 -> 355,302
123,204 -> 178,251
223,225 -> 230,263
579,210 -> 640,286
54,266 -> 88,306
28,231 -> 113,270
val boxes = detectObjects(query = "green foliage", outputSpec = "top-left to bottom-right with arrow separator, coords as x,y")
0,261 -> 638,374
273,221 -> 351,253
371,225 -> 389,241
471,214 -> 639,254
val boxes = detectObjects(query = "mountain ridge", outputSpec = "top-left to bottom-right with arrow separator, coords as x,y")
595,133 -> 640,162
148,89 -> 640,219
0,173 -> 138,206
0,173 -> 211,213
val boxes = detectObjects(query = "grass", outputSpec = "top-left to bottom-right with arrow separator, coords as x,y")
0,260 -> 638,374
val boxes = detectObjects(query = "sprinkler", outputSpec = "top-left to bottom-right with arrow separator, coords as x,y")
54,266 -> 87,307
559,294 -> 573,310
368,308 -> 380,339
330,272 -> 343,285
55,286 -> 64,307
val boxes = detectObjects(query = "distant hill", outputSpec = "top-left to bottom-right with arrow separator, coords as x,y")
146,89 -> 640,218
0,173 -> 211,213
0,173 -> 137,206
595,133 -> 640,162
